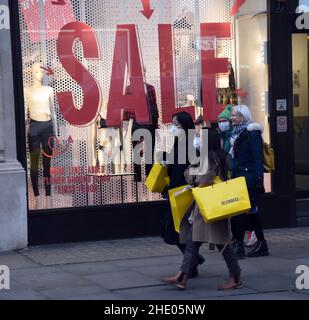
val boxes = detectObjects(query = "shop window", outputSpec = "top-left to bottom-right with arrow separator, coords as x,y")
18,0 -> 270,210
235,0 -> 271,192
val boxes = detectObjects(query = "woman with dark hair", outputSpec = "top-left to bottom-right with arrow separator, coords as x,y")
161,111 -> 205,280
164,128 -> 242,290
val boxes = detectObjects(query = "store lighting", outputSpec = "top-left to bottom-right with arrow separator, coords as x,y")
261,91 -> 269,114
259,41 -> 268,64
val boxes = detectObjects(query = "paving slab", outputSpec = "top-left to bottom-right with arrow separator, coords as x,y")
130,265 -> 218,281
59,262 -> 125,276
66,293 -> 126,300
39,285 -> 109,300
270,246 -> 309,259
0,252 -> 38,269
117,277 -> 257,300
293,289 -> 309,296
0,290 -> 46,300
83,271 -> 162,290
13,271 -> 97,291
0,227 -> 308,300
242,274 -> 296,292
111,255 -> 182,268
207,291 -> 309,300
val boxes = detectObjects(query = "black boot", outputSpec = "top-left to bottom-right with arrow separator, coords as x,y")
234,240 -> 246,259
247,240 -> 269,257
197,254 -> 205,265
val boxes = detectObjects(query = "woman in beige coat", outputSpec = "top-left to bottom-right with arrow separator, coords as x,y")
163,128 -> 242,290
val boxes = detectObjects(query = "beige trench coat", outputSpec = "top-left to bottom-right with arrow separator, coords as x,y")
179,159 -> 232,246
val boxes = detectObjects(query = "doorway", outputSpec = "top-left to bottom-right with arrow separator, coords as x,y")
292,33 -> 309,195
292,33 -> 309,225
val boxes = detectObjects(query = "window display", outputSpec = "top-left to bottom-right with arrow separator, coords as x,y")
18,0 -> 269,210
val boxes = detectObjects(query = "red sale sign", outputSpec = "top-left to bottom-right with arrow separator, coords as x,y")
55,22 -> 232,126
106,25 -> 151,127
57,22 -> 101,126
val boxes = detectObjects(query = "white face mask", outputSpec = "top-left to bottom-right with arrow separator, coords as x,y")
169,125 -> 180,136
219,121 -> 231,132
193,136 -> 201,150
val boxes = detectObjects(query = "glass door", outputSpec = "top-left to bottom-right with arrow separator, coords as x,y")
292,33 -> 309,196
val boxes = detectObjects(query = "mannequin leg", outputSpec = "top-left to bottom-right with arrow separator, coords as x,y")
28,136 -> 40,198
98,148 -> 108,174
42,140 -> 52,195
42,123 -> 54,208
113,151 -> 122,174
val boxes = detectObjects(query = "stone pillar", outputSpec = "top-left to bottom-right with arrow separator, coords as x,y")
0,0 -> 27,252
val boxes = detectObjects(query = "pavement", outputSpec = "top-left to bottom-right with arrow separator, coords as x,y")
0,227 -> 309,300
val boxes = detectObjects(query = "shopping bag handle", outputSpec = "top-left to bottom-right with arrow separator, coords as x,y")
211,180 -> 229,188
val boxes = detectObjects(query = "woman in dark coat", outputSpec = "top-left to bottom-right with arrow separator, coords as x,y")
161,111 -> 205,279
230,105 -> 269,258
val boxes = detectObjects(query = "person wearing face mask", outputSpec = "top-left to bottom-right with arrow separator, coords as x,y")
218,105 -> 258,250
164,128 -> 242,290
161,111 -> 205,282
229,105 -> 269,259
218,105 -> 233,154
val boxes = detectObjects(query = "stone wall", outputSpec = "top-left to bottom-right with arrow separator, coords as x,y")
0,0 -> 27,252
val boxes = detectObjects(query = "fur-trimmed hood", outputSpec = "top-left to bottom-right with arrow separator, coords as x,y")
247,122 -> 263,133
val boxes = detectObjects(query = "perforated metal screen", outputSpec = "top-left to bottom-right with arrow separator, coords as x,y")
18,0 -> 234,210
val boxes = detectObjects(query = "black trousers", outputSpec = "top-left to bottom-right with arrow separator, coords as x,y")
28,120 -> 54,197
231,188 -> 265,241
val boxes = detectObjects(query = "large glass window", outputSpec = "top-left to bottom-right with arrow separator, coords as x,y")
292,33 -> 309,192
18,0 -> 270,210
235,0 -> 271,192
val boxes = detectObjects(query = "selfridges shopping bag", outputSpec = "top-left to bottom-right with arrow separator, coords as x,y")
145,163 -> 170,193
168,185 -> 194,233
192,177 -> 251,223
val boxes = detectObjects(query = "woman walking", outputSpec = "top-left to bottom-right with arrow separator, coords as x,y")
229,105 -> 269,258
164,128 -> 242,290
161,111 -> 205,281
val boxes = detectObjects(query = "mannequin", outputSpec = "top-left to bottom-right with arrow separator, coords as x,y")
97,112 -> 121,174
96,108 -> 132,175
183,94 -> 195,108
24,63 -> 57,209
217,61 -> 237,105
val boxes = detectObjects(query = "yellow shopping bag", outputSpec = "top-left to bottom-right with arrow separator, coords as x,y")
192,177 -> 251,223
169,185 -> 194,233
145,163 -> 170,193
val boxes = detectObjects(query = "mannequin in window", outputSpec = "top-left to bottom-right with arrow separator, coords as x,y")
96,108 -> 133,175
182,94 -> 195,108
217,60 -> 237,106
24,63 -> 57,209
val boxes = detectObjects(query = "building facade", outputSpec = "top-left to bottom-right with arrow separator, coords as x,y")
0,0 -> 308,250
